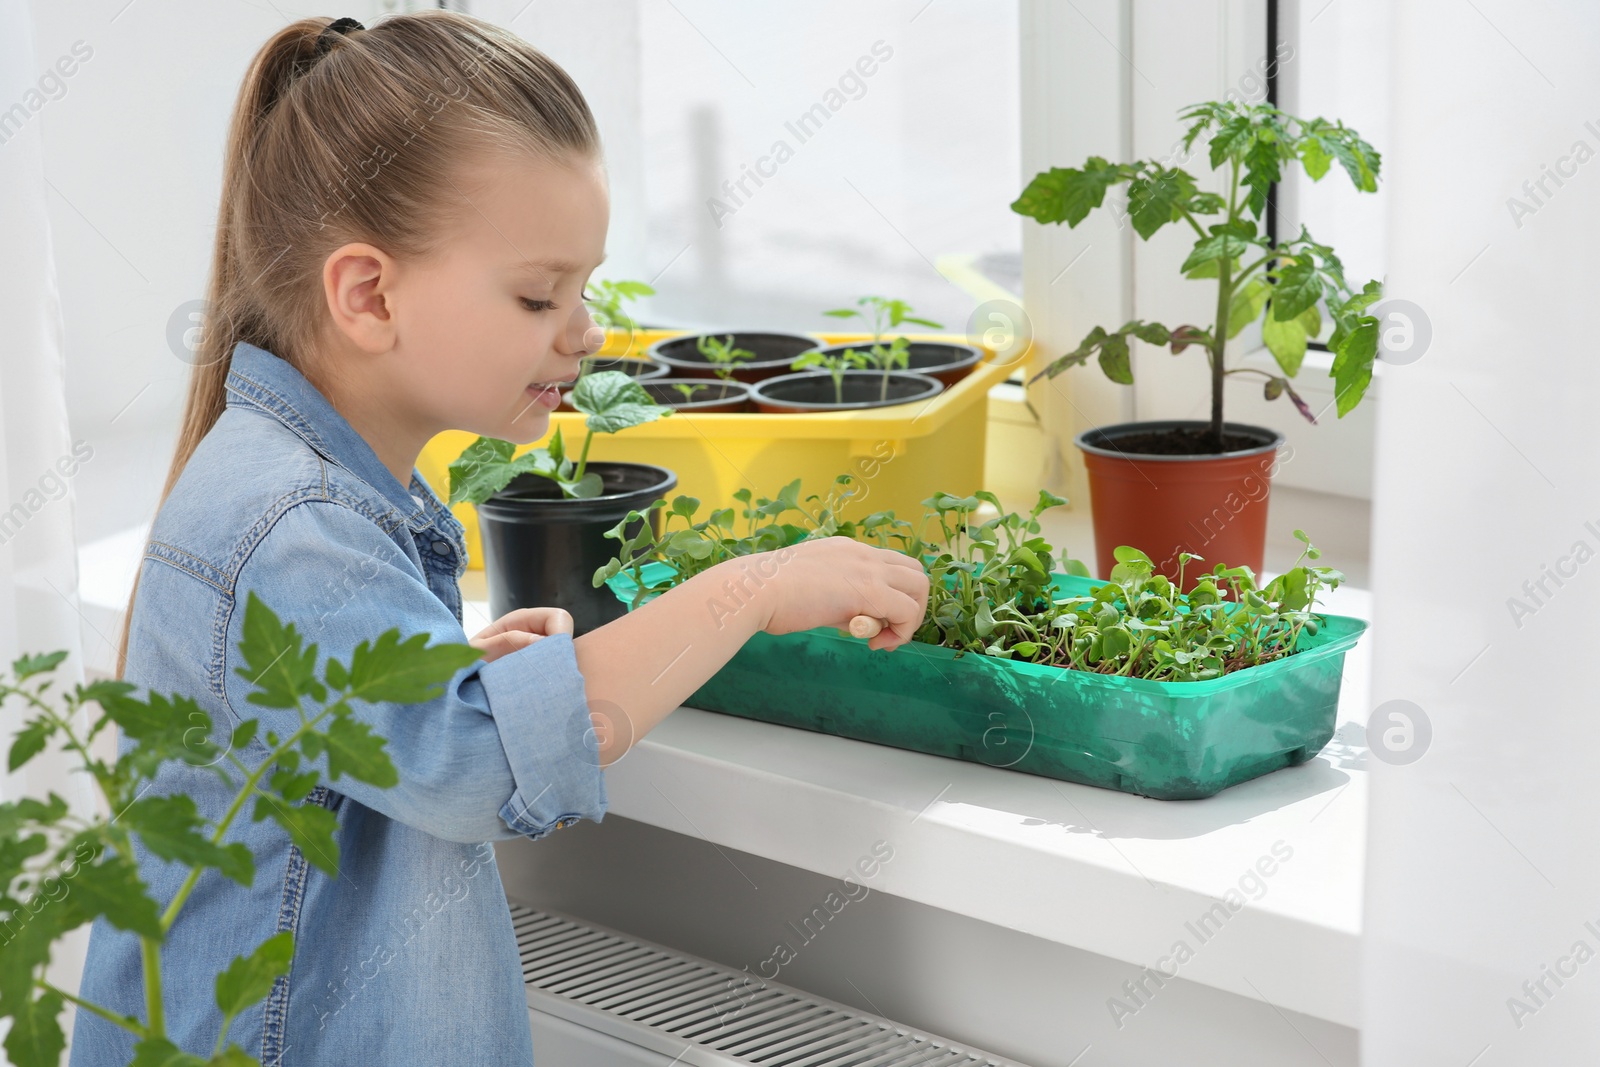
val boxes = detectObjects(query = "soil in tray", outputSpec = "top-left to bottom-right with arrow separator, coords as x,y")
1094,426 -> 1269,456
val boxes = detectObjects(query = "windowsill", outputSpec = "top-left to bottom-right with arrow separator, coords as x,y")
464,577 -> 1372,1029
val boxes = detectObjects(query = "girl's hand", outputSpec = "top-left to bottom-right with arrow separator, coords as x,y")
736,538 -> 930,651
469,606 -> 574,663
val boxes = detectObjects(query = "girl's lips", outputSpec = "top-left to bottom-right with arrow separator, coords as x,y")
525,383 -> 562,410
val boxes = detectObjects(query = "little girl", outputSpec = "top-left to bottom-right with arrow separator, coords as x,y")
72,13 -> 927,1066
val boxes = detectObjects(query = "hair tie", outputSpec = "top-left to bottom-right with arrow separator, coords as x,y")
315,17 -> 364,56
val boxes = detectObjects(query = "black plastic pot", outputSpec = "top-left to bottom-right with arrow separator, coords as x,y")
647,332 -> 819,383
750,370 -> 943,413
800,340 -> 983,386
641,378 -> 753,413
476,462 -> 677,633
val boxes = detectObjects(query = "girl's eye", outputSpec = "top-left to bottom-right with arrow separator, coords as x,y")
520,297 -> 558,312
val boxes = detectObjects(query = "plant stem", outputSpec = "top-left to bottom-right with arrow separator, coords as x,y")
574,429 -> 595,484
142,937 -> 164,1038
36,979 -> 146,1037
1210,254 -> 1231,449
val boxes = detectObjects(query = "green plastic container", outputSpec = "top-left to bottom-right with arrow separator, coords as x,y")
608,565 -> 1367,800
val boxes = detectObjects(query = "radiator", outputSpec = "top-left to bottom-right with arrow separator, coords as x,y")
515,903 -> 1033,1067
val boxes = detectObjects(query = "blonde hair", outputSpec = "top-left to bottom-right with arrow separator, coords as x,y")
116,12 -> 601,678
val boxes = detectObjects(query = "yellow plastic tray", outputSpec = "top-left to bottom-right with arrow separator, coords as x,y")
417,331 -> 1019,570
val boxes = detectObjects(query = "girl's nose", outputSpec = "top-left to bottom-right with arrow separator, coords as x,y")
582,326 -> 606,353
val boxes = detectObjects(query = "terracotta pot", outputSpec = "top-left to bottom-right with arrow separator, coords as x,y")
1075,420 -> 1286,585
798,340 -> 983,387
647,331 -> 819,383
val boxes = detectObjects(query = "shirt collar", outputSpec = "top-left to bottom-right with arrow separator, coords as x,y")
223,340 -> 462,547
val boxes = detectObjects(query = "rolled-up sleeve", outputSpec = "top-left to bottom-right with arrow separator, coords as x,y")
223,499 -> 607,844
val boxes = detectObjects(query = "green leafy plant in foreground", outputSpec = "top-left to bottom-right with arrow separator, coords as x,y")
594,478 -> 1342,682
0,595 -> 481,1067
800,295 -> 943,403
1011,99 -> 1384,446
448,370 -> 670,505
694,334 -> 755,382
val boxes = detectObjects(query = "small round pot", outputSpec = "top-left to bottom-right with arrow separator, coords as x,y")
476,462 -> 677,633
800,340 -> 983,387
558,356 -> 670,411
641,378 -> 752,413
749,370 -> 943,413
647,331 -> 819,383
1075,420 -> 1286,586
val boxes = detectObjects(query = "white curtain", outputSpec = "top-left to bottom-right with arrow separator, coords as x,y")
1361,1 -> 1600,1062
0,0 -> 95,1054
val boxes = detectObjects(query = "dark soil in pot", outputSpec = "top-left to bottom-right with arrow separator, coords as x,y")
749,370 -> 943,413
647,332 -> 818,383
641,379 -> 753,413
558,356 -> 669,411
803,340 -> 983,387
1075,420 -> 1285,587
476,462 -> 677,633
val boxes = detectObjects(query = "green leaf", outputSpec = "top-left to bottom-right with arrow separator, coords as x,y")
342,630 -> 484,705
1097,333 -> 1132,385
1181,233 -> 1256,274
322,715 -> 398,788
1297,303 -> 1323,343
2,990 -> 65,1067
1241,134 -> 1283,218
7,719 -> 54,772
235,592 -> 326,709
215,930 -> 295,1018
1299,137 -> 1332,181
1273,259 -> 1324,321
254,795 -> 340,876
10,651 -> 68,681
571,371 -> 668,435
1125,320 -> 1172,346
1330,318 -> 1379,416
1126,167 -> 1197,240
446,436 -> 518,507
1010,158 -> 1132,227
565,471 -> 605,499
1262,309 -> 1309,376
61,852 -> 163,938
124,795 -> 254,887
129,1037 -> 209,1067
1227,278 -> 1269,338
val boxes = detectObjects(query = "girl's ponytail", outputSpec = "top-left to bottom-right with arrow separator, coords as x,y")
114,13 -> 601,678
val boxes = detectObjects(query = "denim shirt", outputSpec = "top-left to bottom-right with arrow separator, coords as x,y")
71,341 -> 608,1067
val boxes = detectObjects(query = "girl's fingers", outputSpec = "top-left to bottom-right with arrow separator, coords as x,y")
470,629 -> 542,663
474,606 -> 574,639
867,588 -> 923,652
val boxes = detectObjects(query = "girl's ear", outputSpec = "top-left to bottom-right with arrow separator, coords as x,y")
322,242 -> 398,353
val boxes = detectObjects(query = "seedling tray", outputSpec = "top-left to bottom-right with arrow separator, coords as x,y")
609,565 -> 1366,800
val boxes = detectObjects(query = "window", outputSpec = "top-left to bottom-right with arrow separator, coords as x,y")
490,0 -> 1023,334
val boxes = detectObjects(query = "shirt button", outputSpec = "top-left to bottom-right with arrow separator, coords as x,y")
410,493 -> 425,509
431,540 -> 452,556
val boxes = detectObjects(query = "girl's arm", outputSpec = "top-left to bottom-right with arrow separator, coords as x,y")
573,537 -> 929,766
